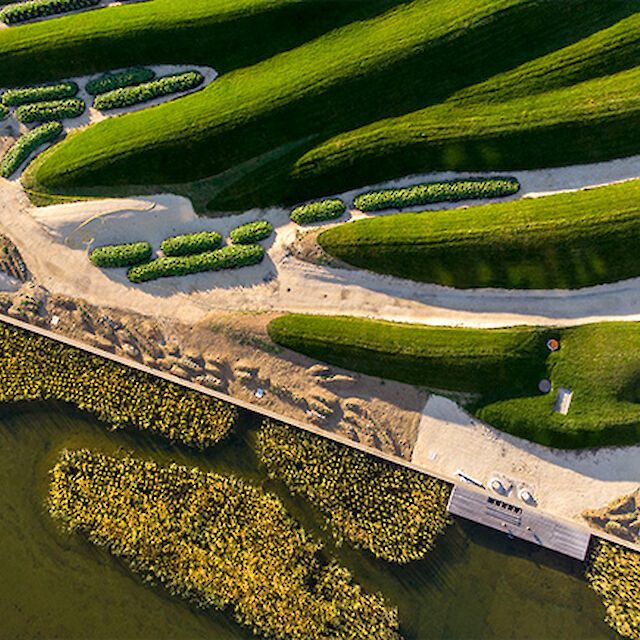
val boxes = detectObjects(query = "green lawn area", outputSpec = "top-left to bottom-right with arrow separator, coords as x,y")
317,179 -> 640,290
268,314 -> 640,449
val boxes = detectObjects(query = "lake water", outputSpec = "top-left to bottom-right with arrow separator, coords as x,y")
0,402 -> 618,640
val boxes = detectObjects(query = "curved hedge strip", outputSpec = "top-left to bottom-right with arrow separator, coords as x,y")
353,176 -> 520,211
90,242 -> 152,268
1,81 -> 78,107
0,0 -> 99,25
0,121 -> 62,178
230,220 -> 273,244
160,230 -> 222,257
94,71 -> 204,110
85,68 -> 156,96
290,199 -> 345,224
128,243 -> 264,282
15,97 -> 85,123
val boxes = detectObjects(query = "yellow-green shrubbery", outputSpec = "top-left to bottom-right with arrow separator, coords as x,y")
49,449 -> 401,640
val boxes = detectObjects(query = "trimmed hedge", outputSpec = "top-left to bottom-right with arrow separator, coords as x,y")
128,243 -> 264,282
0,0 -> 99,25
0,104 -> 7,120
160,230 -> 222,257
0,121 -> 62,178
290,199 -> 345,224
15,98 -> 85,123
93,71 -> 204,110
230,220 -> 273,244
85,68 -> 156,95
1,81 -> 78,107
353,176 -> 521,211
90,242 -> 152,268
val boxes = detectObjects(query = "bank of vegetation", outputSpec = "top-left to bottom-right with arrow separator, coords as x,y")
291,199 -> 345,224
90,242 -> 152,267
230,220 -> 272,244
0,121 -> 62,178
15,97 -> 85,123
0,0 -> 100,25
86,67 -> 155,95
160,231 -> 222,257
2,80 -> 78,106
49,449 -> 401,640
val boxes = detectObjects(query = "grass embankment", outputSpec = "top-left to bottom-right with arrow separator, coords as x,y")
257,420 -> 451,563
268,315 -> 640,449
0,321 -> 237,447
49,449 -> 401,640
318,179 -> 640,290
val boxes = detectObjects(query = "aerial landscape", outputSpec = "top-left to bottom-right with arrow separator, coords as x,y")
2,0 -> 640,638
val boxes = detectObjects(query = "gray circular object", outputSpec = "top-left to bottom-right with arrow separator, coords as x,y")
538,379 -> 552,393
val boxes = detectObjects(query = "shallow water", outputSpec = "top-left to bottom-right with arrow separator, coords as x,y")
0,402 -> 618,640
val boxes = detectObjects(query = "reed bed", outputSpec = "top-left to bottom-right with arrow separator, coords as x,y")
49,449 -> 401,640
0,322 -> 237,448
256,420 -> 452,563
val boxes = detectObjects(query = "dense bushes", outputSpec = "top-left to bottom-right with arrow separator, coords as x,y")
93,71 -> 204,110
49,449 -> 401,640
0,121 -> 62,178
353,176 -> 520,211
230,220 -> 273,244
128,244 -> 264,282
257,420 -> 451,563
160,230 -> 222,257
0,104 -> 7,120
290,199 -> 345,224
90,242 -> 152,268
1,81 -> 78,107
0,322 -> 238,448
0,0 -> 99,25
15,98 -> 85,123
86,68 -> 156,95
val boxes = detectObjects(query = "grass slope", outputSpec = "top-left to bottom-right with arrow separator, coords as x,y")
318,179 -> 640,290
268,315 -> 640,449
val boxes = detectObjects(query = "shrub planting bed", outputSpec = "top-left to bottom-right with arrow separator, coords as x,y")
86,68 -> 156,95
128,243 -> 264,282
0,321 -> 237,447
0,121 -> 62,178
290,199 -> 345,224
15,97 -> 85,123
229,220 -> 273,244
2,81 -> 78,107
0,0 -> 99,25
353,176 -> 520,211
49,449 -> 401,640
93,71 -> 204,110
89,242 -> 152,268
160,230 -> 222,257
257,420 -> 451,563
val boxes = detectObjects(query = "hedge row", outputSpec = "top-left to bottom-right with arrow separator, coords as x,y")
0,0 -> 99,25
160,230 -> 222,257
90,242 -> 152,268
15,98 -> 85,123
85,68 -> 156,96
0,121 -> 62,178
290,199 -> 345,224
128,243 -> 264,282
93,71 -> 204,110
1,81 -> 78,107
230,220 -> 273,244
0,104 -> 7,120
353,177 -> 521,211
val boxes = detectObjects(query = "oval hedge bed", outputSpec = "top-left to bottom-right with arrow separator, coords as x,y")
86,68 -> 156,95
160,230 -> 222,257
15,98 -> 85,123
230,220 -> 273,244
0,121 -> 62,178
1,81 -> 78,107
0,0 -> 99,25
290,199 -> 345,224
353,176 -> 520,211
128,243 -> 264,282
90,242 -> 152,268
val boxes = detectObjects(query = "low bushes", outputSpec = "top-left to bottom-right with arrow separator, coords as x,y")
86,68 -> 156,95
0,121 -> 62,178
0,0 -> 99,25
128,243 -> 264,282
0,105 -> 7,120
160,230 -> 222,257
353,176 -> 520,211
1,81 -> 78,107
230,220 -> 273,244
290,199 -> 345,224
15,98 -> 85,123
90,242 -> 152,268
93,71 -> 204,110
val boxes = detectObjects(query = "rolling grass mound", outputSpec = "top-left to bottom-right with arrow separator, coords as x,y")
318,179 -> 640,290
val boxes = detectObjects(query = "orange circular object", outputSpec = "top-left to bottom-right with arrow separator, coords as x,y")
547,338 -> 559,351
